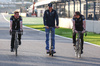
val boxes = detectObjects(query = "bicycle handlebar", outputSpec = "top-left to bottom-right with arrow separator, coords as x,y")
76,31 -> 87,36
43,27 -> 56,28
12,30 -> 20,32
10,30 -> 23,35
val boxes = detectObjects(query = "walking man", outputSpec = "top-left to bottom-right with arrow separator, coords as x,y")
43,3 -> 59,53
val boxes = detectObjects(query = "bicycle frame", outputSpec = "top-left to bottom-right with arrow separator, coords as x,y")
14,31 -> 19,48
15,31 -> 19,56
74,31 -> 82,58
11,30 -> 22,56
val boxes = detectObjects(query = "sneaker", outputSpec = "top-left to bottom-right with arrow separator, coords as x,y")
19,41 -> 21,45
46,50 -> 50,54
11,48 -> 14,52
53,49 -> 56,53
73,43 -> 76,46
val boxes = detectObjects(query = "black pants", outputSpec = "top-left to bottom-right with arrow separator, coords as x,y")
73,32 -> 84,51
11,34 -> 21,49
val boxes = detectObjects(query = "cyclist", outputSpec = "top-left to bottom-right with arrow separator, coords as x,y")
10,11 -> 23,52
72,11 -> 86,54
43,3 -> 59,53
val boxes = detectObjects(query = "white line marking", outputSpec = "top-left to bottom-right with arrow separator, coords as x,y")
1,13 -> 10,22
2,13 -> 100,47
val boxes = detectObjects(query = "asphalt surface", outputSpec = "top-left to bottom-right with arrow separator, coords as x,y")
0,14 -> 100,66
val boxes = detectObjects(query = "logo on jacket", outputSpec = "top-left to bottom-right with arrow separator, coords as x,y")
52,11 -> 54,14
46,11 -> 49,14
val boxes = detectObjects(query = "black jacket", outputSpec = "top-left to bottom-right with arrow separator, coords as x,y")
73,15 -> 85,31
10,16 -> 22,30
43,9 -> 59,27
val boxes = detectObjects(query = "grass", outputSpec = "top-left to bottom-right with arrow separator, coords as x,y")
25,24 -> 100,46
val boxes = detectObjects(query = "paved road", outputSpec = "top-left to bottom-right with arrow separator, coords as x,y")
0,14 -> 100,66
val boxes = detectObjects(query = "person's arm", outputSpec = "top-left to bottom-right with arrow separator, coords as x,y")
55,11 -> 59,28
10,16 -> 13,31
73,20 -> 75,30
43,11 -> 47,26
82,15 -> 86,33
82,20 -> 86,33
55,11 -> 59,26
72,18 -> 78,33
43,11 -> 49,29
83,20 -> 86,30
20,16 -> 23,31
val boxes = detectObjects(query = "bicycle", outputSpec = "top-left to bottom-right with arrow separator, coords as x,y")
11,30 -> 23,56
44,27 -> 58,57
74,31 -> 87,58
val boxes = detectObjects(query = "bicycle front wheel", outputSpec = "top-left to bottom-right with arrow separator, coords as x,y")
15,47 -> 17,56
14,40 -> 18,56
78,39 -> 81,58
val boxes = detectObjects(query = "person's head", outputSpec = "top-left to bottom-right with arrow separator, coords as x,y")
74,11 -> 81,18
14,11 -> 19,18
48,3 -> 53,11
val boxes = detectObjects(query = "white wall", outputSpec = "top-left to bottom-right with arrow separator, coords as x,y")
86,20 -> 100,34
59,18 -> 73,29
20,13 -> 26,17
59,18 -> 100,34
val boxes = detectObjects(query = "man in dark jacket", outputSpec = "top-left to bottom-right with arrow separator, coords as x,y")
43,3 -> 59,53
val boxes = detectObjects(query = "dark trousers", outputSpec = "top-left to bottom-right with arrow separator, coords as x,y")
73,32 -> 84,51
11,34 -> 21,49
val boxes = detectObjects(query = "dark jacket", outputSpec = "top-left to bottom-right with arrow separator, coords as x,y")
73,15 -> 85,31
43,9 -> 59,27
10,16 -> 22,30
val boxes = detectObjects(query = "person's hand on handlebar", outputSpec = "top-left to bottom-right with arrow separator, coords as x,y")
10,29 -> 12,32
45,26 -> 49,29
82,30 -> 86,33
18,28 -> 23,32
55,26 -> 59,29
20,29 -> 23,32
74,30 -> 78,33
9,29 -> 12,35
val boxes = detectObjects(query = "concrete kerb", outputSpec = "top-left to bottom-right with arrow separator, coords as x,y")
2,13 -> 100,48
